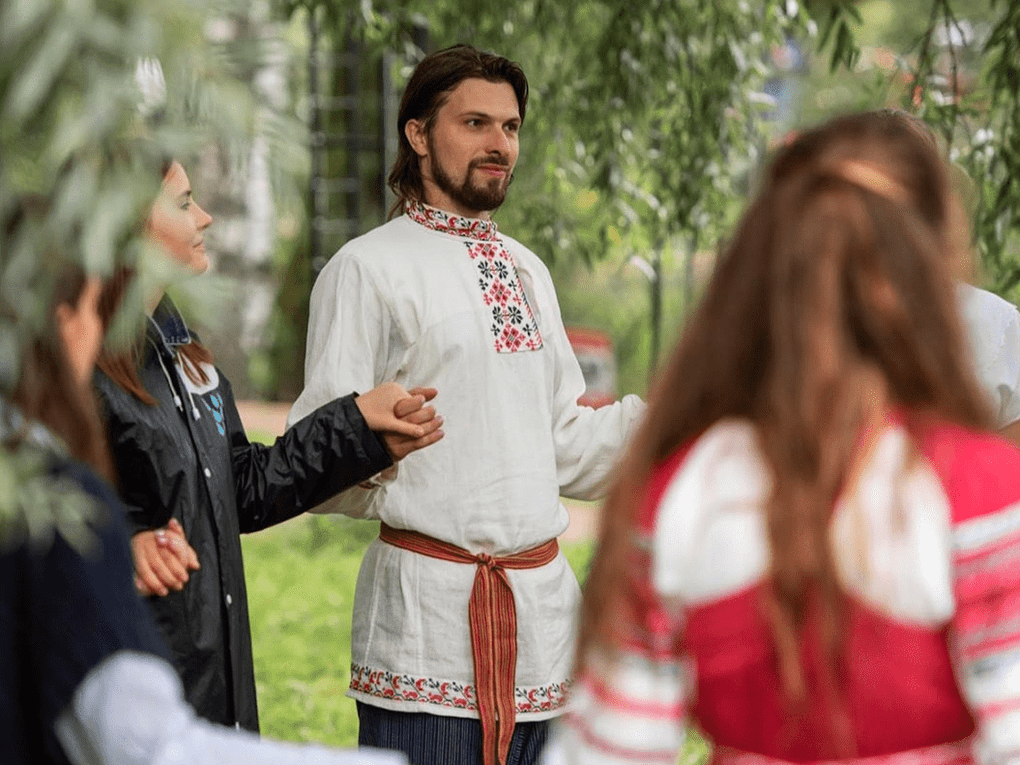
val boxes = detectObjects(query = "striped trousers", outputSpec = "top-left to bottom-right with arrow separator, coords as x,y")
357,702 -> 550,765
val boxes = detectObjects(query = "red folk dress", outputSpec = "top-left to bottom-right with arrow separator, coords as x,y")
548,418 -> 1020,765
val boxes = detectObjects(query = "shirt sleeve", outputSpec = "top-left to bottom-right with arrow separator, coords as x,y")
994,306 -> 1020,429
55,651 -> 408,765
957,285 -> 1020,429
950,501 -> 1020,763
286,252 -> 399,518
514,253 -> 645,500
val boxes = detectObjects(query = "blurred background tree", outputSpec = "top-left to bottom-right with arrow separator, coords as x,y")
10,0 -> 1014,406
246,0 -> 1019,401
0,0 -> 204,547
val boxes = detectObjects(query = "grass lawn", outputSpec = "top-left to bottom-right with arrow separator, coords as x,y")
242,512 -> 708,763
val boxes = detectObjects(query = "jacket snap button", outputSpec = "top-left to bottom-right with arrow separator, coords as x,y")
204,467 -> 212,478
226,594 -> 232,606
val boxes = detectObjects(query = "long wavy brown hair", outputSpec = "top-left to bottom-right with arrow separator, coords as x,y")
578,111 -> 992,745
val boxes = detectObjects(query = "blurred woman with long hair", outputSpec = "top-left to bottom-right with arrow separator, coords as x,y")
544,111 -> 1020,764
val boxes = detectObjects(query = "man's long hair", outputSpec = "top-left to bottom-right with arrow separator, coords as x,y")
387,43 -> 528,218
577,111 -> 992,751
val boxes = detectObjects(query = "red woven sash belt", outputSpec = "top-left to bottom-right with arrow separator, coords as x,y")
378,522 -> 559,765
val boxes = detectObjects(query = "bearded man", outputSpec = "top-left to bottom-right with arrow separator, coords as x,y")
288,43 -> 645,765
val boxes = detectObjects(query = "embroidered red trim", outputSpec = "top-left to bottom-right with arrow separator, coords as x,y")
404,200 -> 498,241
379,523 -> 559,765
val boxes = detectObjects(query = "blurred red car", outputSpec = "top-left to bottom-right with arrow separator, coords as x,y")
566,327 -> 617,409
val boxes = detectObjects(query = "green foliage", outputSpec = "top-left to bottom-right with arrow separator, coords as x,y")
551,249 -> 701,395
243,516 -> 366,746
0,436 -> 101,554
808,0 -> 1020,298
279,0 -> 1020,298
0,0 -> 213,547
961,0 -> 1020,296
257,180 -> 313,400
2,0 -> 152,386
277,0 -> 807,270
817,1 -> 864,73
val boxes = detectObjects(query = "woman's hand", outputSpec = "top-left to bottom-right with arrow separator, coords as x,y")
132,519 -> 201,597
355,383 -> 445,461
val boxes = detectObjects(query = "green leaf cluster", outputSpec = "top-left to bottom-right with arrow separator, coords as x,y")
2,0 -> 154,385
839,0 -> 1020,298
282,0 -> 808,265
0,0 -> 212,547
960,0 -> 1020,295
0,437 -> 102,555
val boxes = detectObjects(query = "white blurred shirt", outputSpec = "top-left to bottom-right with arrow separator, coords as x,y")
957,283 -> 1020,428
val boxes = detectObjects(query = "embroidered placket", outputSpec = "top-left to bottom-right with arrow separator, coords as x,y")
467,241 -> 543,353
405,201 -> 543,353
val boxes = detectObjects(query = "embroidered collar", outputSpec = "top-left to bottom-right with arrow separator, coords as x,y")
404,200 -> 498,242
148,296 -> 191,349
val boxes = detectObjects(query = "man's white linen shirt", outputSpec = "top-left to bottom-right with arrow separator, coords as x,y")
287,206 -> 644,721
957,283 -> 1020,429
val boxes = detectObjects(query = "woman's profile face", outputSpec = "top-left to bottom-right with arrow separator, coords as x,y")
146,161 -> 213,273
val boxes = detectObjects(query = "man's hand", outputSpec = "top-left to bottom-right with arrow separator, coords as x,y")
356,383 -> 445,461
132,519 -> 201,597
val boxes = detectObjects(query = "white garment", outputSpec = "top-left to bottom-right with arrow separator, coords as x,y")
55,651 -> 406,765
957,283 -> 1020,428
542,419 -> 1020,765
650,420 -> 955,623
288,211 -> 644,720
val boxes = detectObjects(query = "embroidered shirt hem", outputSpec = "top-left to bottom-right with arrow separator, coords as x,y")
347,662 -> 570,722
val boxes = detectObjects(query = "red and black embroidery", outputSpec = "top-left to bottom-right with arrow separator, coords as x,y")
405,199 -> 498,241
349,662 -> 570,715
468,240 -> 543,352
405,200 -> 543,353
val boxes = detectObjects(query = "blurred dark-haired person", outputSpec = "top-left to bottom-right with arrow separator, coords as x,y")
542,110 -> 1020,764
287,43 -> 644,765
0,204 -> 407,764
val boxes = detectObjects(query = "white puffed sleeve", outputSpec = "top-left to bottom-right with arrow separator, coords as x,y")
287,251 -> 401,517
55,651 -> 406,765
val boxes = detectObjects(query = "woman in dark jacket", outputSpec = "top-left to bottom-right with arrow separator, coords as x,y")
0,208 -> 407,763
93,158 -> 444,732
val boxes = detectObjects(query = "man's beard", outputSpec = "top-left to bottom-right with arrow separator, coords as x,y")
429,143 -> 511,215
